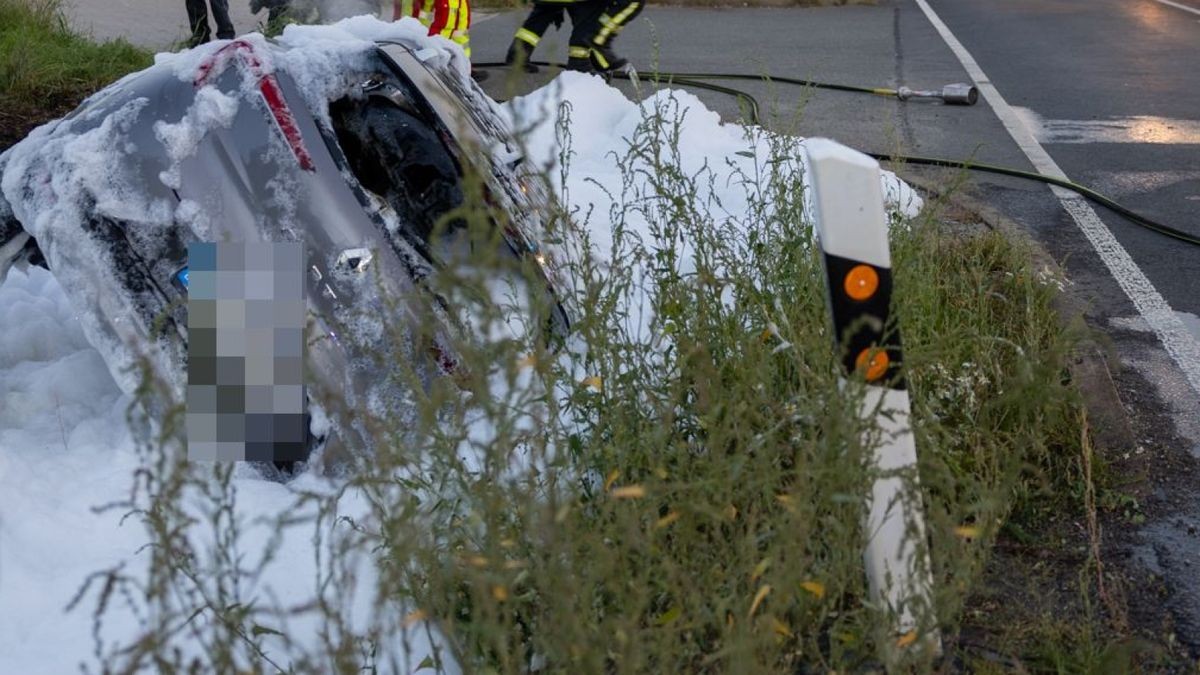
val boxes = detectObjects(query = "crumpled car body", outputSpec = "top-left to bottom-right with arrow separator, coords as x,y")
0,34 -> 569,471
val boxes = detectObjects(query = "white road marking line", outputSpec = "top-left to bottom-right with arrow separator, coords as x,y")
913,0 -> 1200,398
1153,0 -> 1200,18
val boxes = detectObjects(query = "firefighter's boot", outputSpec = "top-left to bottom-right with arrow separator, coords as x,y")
589,44 -> 628,74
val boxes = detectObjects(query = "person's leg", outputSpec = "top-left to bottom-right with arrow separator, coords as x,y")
566,0 -> 605,72
209,0 -> 235,39
457,0 -> 488,80
506,2 -> 566,71
590,0 -> 642,71
450,0 -> 471,59
522,3 -> 566,36
594,0 -> 642,47
185,0 -> 212,45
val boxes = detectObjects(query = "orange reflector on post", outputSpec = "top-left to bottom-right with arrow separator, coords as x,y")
844,264 -> 880,301
856,348 -> 890,382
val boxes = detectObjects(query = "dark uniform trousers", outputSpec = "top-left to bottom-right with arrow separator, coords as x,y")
510,0 -> 643,70
186,0 -> 235,43
510,0 -> 606,66
592,0 -> 643,50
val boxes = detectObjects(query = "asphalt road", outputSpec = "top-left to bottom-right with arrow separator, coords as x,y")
467,1 -> 1200,649
470,1 -> 1200,438
919,0 -> 1200,366
912,0 -> 1200,650
65,0 -> 267,46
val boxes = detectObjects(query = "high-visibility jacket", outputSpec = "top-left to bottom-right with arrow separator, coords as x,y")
394,0 -> 472,58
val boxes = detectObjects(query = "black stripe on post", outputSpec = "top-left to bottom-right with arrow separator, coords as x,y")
821,252 -> 905,390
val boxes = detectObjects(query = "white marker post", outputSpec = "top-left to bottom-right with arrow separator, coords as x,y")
804,139 -> 940,660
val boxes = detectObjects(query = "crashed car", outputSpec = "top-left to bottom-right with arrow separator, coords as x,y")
0,30 -> 569,471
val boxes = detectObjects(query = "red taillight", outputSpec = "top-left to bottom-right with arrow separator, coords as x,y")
194,40 -> 315,172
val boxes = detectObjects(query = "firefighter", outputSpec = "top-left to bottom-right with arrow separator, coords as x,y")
504,1 -> 559,73
186,0 -> 236,47
393,0 -> 489,80
504,1 -> 598,73
393,0 -> 471,58
589,0 -> 643,72
505,0 -> 637,74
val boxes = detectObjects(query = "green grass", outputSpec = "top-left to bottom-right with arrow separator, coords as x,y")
92,98 -> 1096,672
386,140 -> 1085,672
0,0 -> 150,105
403,141 -> 1082,671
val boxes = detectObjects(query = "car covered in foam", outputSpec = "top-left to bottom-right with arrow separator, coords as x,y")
0,22 -> 569,472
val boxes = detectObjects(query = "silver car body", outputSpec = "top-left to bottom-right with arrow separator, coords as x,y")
0,35 -> 568,467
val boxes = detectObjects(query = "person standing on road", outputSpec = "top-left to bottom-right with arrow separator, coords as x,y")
504,1 -> 597,73
393,0 -> 490,80
186,0 -> 236,47
504,0 -> 638,74
394,0 -> 472,58
588,0 -> 642,72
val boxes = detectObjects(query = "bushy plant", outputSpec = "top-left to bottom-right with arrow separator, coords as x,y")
84,90 -> 1082,674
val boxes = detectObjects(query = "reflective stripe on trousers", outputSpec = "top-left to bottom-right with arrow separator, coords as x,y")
595,0 -> 641,45
515,27 -> 541,46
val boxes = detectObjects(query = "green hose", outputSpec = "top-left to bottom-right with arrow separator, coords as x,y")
640,70 -> 897,98
475,61 -> 895,97
474,61 -> 764,119
870,155 -> 1200,247
475,61 -> 1200,248
644,76 -> 763,122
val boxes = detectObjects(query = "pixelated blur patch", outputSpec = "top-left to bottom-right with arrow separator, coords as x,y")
186,242 -> 307,463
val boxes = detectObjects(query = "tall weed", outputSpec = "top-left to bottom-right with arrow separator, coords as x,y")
85,89 -> 1082,673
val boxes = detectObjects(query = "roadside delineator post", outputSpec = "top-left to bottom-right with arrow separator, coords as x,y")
803,138 -> 941,659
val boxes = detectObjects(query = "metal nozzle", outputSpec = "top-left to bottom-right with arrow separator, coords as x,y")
895,83 -> 979,106
941,83 -> 979,106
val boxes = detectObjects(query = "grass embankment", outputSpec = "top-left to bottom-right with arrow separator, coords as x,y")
108,117 -> 1101,670
0,0 -> 150,149
0,1 -> 1147,671
385,145 -> 1091,672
